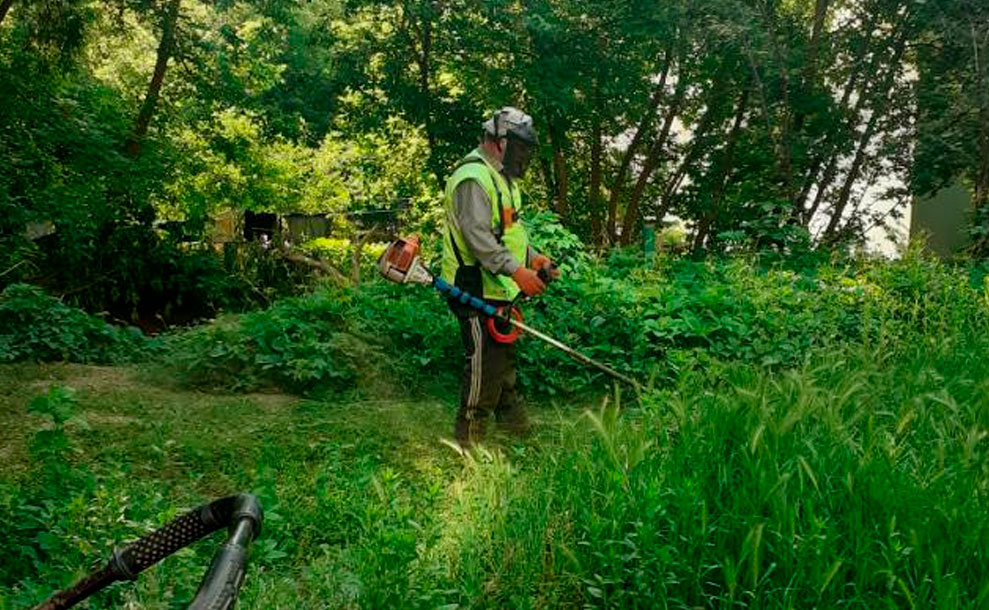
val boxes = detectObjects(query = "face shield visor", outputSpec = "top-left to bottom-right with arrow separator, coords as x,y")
502,133 -> 535,179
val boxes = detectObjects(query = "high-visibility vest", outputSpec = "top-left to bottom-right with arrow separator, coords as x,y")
441,148 -> 528,302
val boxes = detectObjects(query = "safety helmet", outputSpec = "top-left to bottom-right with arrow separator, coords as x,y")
482,107 -> 538,146
483,107 -> 538,178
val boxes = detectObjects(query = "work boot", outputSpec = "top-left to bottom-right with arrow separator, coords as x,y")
494,384 -> 529,437
454,411 -> 487,449
495,407 -> 531,438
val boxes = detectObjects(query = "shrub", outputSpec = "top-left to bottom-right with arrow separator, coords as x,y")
163,289 -> 368,394
0,284 -> 151,364
162,244 -> 989,400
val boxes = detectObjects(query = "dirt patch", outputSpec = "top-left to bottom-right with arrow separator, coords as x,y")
244,392 -> 298,410
85,412 -> 141,426
28,364 -> 143,394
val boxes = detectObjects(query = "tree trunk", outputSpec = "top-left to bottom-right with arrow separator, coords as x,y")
397,1 -> 442,186
822,29 -> 909,240
692,87 -> 749,252
124,0 -> 180,157
589,107 -> 604,245
279,247 -> 349,287
973,20 -> 989,212
796,12 -> 879,222
801,18 -> 894,225
540,156 -> 555,199
351,228 -> 377,287
655,62 -> 735,222
418,5 -> 444,187
0,0 -> 14,26
760,1 -> 796,203
789,0 -> 835,217
620,77 -> 687,246
791,0 -> 831,135
550,123 -> 568,217
821,108 -> 881,239
744,18 -> 795,205
807,0 -> 830,76
606,44 -> 673,242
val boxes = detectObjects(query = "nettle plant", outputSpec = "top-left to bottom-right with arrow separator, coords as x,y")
27,385 -> 89,487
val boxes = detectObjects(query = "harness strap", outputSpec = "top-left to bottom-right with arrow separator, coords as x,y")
449,228 -> 466,267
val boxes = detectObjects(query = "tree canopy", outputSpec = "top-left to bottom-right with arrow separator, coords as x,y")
2,0 -> 988,317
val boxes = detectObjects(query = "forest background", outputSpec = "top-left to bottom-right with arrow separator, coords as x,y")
3,0 -> 989,324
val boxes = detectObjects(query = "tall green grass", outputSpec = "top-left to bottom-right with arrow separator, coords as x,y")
426,338 -> 989,608
412,254 -> 989,608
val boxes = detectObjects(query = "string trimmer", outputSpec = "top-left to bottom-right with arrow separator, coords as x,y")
377,237 -> 640,391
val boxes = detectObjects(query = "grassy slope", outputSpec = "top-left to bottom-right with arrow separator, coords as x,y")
0,363 -> 580,609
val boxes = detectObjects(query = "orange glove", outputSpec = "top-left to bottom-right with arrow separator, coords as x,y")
530,254 -> 561,280
512,267 -> 546,296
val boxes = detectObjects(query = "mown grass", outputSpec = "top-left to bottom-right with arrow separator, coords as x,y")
0,363 -> 573,609
2,253 -> 989,608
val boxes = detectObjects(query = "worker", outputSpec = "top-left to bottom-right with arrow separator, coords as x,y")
440,106 -> 561,448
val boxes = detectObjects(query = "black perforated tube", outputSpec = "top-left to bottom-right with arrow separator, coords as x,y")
31,494 -> 259,610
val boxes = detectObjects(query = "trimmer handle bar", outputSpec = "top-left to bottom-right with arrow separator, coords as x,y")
32,494 -> 263,610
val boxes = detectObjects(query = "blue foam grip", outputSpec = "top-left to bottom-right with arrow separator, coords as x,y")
432,278 -> 497,317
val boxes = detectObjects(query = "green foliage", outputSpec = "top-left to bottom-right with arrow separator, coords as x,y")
1,261 -> 988,608
524,210 -> 591,271
163,110 -> 312,223
163,289 -> 365,394
0,384 -> 97,597
305,116 -> 436,224
302,238 -> 387,271
516,251 -> 986,395
163,280 -> 459,396
27,385 -> 87,471
159,247 -> 989,404
658,222 -> 687,249
913,0 -> 989,221
0,284 -> 150,364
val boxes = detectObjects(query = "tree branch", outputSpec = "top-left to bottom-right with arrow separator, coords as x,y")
0,0 -> 14,27
124,0 -> 181,157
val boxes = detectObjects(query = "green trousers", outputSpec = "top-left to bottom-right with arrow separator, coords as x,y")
454,314 -> 528,447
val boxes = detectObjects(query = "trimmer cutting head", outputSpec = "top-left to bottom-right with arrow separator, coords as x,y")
377,237 -> 433,285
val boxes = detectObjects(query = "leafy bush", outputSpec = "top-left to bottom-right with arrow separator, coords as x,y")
161,245 -> 989,400
519,251 -> 989,394
163,278 -> 462,396
345,282 -> 458,390
525,210 -> 592,272
163,289 -> 368,394
0,284 -> 151,364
